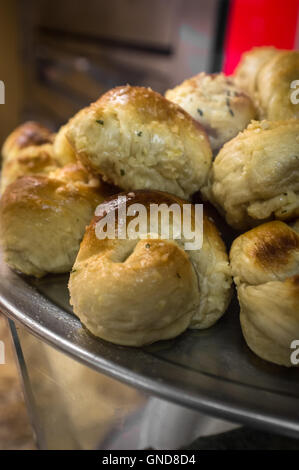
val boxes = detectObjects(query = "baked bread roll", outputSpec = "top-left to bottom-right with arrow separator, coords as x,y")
234,47 -> 279,98
1,121 -> 78,193
0,164 -> 114,277
66,86 -> 212,199
1,144 -> 60,194
256,50 -> 299,120
165,73 -> 256,153
230,221 -> 299,367
2,121 -> 54,163
69,190 -> 232,346
204,120 -> 299,230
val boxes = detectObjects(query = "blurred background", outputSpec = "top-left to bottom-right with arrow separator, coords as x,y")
0,0 -> 298,147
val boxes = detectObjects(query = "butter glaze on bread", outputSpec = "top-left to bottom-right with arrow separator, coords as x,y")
1,144 -> 60,194
230,221 -> 299,366
69,190 -> 232,346
1,121 -> 78,193
66,86 -> 212,199
0,164 -> 115,277
2,121 -> 54,163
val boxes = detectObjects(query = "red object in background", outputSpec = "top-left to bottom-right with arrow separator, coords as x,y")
223,0 -> 299,74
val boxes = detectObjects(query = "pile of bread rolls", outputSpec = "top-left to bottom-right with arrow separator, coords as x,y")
1,46 -> 298,366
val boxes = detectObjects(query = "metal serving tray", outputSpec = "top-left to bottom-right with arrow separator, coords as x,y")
0,249 -> 299,439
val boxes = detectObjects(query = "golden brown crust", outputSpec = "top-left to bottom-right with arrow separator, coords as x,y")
1,144 -> 60,194
237,221 -> 299,272
2,122 -> 54,162
66,86 -> 212,199
230,221 -> 299,285
97,86 -> 210,137
251,226 -> 299,270
0,164 -> 115,277
230,221 -> 299,366
1,122 -> 62,193
69,190 -> 232,346
1,121 -> 79,192
1,168 -> 100,211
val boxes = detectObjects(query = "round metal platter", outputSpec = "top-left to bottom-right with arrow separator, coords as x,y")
0,251 -> 299,439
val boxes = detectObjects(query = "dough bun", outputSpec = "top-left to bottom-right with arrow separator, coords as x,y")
234,47 -> 299,120
0,164 -> 115,277
2,121 -> 54,163
166,72 -> 256,152
66,86 -> 212,199
234,46 -> 279,98
230,221 -> 299,367
205,119 -> 299,230
257,50 -> 299,120
69,190 -> 232,346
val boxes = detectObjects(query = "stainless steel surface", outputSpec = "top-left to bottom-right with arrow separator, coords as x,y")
0,251 -> 299,439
